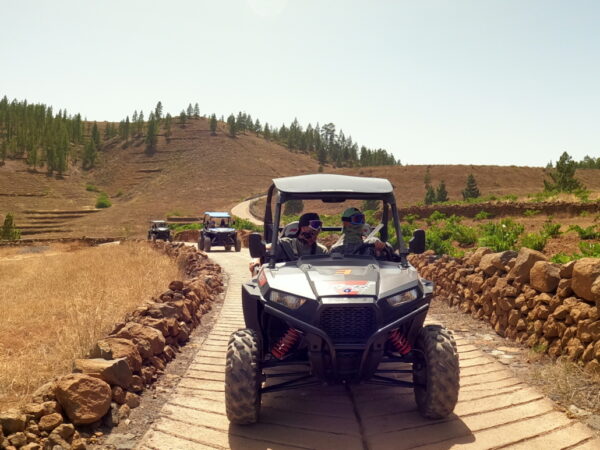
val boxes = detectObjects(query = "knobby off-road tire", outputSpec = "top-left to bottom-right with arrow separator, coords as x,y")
198,236 -> 204,251
225,329 -> 262,424
412,324 -> 460,419
235,238 -> 242,252
204,237 -> 211,252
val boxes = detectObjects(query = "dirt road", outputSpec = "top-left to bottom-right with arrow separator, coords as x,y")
138,249 -> 598,449
231,197 -> 263,226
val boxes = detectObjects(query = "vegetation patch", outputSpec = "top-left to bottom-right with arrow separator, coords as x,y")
95,192 -> 112,208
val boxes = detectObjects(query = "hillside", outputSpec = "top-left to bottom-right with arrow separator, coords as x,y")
0,118 -> 319,238
2,117 -> 600,239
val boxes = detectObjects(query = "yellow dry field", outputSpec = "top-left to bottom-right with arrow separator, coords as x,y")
0,242 -> 181,411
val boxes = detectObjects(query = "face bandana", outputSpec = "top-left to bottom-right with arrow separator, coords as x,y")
344,223 -> 364,246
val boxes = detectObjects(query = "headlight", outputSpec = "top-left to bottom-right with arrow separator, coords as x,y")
270,291 -> 307,310
386,288 -> 419,307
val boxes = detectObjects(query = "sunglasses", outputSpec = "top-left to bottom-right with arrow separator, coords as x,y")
343,213 -> 365,225
307,219 -> 323,230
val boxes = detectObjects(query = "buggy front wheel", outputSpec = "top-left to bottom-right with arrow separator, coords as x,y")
225,329 -> 262,424
412,324 -> 460,419
235,238 -> 242,252
204,237 -> 211,252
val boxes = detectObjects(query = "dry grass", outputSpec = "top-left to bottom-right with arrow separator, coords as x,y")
0,242 -> 181,411
527,353 -> 600,414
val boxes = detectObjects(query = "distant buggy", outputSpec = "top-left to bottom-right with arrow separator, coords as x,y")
198,212 -> 242,252
147,220 -> 172,242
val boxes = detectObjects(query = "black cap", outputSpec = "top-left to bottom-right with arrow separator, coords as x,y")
298,212 -> 320,228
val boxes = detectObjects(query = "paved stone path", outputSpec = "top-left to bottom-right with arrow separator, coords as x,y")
139,249 -> 599,449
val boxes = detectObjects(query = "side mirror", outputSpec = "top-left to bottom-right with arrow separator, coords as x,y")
249,233 -> 266,258
409,229 -> 426,254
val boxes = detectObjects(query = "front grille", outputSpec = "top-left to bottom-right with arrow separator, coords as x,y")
319,306 -> 377,344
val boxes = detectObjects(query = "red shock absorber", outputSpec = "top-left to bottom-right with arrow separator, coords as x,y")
271,328 -> 303,359
389,329 -> 412,355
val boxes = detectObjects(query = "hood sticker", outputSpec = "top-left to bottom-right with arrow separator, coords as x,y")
323,280 -> 373,296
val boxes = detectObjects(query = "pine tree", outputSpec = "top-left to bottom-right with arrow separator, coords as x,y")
210,114 -> 217,135
424,185 -> 436,205
436,180 -> 449,202
124,116 -> 130,143
164,113 -> 172,139
145,113 -> 158,155
424,167 -> 432,188
193,103 -> 200,119
544,151 -> 583,193
137,111 -> 144,136
227,114 -> 236,137
462,174 -> 481,200
91,122 -> 101,148
186,103 -> 194,118
254,118 -> 261,136
82,139 -> 97,170
179,110 -> 187,127
155,101 -> 163,121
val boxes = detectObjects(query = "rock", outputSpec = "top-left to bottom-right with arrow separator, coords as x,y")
169,280 -> 184,291
560,261 -> 577,278
73,357 -> 132,388
38,413 -> 63,432
111,323 -> 165,358
552,304 -> 570,320
47,423 -> 74,449
571,258 -> 600,304
31,381 -> 57,403
104,433 -> 137,449
570,302 -> 591,322
137,316 -> 169,336
91,337 -> 143,373
112,386 -> 126,405
584,359 -> 600,375
467,247 -> 492,267
21,443 -> 41,450
55,374 -> 112,425
149,356 -> 166,371
145,303 -> 179,320
124,392 -> 140,409
8,432 -> 27,447
557,278 -> 573,298
508,248 -> 548,283
118,404 -> 131,422
576,319 -> 600,343
479,253 -> 500,275
0,410 -> 26,434
129,375 -> 144,393
530,261 -> 561,293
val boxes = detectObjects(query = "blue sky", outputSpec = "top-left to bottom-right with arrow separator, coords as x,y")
1,0 -> 599,166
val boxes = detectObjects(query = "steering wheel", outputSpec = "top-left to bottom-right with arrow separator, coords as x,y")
352,241 -> 396,260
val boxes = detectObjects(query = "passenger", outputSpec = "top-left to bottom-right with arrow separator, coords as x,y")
330,207 -> 393,259
249,212 -> 327,273
220,219 -> 226,227
274,212 -> 328,261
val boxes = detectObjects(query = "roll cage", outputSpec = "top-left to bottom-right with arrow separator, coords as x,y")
261,174 -> 408,267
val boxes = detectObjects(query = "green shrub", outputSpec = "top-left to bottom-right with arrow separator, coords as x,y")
541,221 -> 561,238
232,216 -> 263,232
520,232 -> 548,251
574,188 -> 590,202
403,213 -> 420,225
169,223 -> 202,233
85,183 -> 99,192
474,211 -> 492,221
1,213 -> 21,240
501,194 -> 518,202
478,219 -> 524,252
425,227 -> 453,255
579,241 -> 600,258
95,193 -> 112,208
569,225 -> 599,240
451,224 -> 478,247
550,252 -> 573,264
426,210 -> 446,225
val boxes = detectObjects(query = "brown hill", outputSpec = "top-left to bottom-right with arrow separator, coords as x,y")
2,117 -> 600,238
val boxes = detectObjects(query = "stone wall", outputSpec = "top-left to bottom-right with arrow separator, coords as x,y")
0,242 -> 223,450
409,248 -> 600,374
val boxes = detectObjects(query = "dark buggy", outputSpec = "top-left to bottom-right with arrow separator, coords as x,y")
225,174 -> 460,424
198,212 -> 242,252
147,220 -> 172,242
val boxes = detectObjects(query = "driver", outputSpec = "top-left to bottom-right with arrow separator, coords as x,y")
329,207 -> 392,258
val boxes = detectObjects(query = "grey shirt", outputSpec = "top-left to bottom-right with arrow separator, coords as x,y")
275,237 -> 328,262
